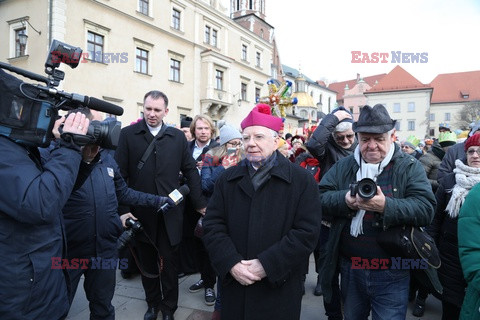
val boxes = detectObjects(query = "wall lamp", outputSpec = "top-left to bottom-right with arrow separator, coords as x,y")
19,18 -> 42,46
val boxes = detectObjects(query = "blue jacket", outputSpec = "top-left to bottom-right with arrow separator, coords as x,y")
0,136 -> 82,319
62,150 -> 161,259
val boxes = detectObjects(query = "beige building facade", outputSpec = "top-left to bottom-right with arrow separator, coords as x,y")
0,0 -> 278,130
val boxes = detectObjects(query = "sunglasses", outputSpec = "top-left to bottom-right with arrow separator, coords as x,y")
334,134 -> 355,141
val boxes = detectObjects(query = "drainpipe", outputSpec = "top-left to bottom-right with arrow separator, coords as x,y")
48,0 -> 53,45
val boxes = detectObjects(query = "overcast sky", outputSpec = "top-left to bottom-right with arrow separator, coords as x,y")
260,0 -> 480,84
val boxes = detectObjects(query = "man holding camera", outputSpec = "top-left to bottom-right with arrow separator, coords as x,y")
115,91 -> 206,320
318,104 -> 435,320
0,67 -> 91,320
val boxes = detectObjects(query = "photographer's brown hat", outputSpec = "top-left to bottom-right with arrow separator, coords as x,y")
353,104 -> 396,134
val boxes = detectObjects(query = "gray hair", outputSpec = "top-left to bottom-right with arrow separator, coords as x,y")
334,121 -> 352,133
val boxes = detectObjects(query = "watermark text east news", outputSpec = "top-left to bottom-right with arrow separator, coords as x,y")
351,51 -> 428,63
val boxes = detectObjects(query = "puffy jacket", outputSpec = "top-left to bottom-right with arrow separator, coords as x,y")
0,136 -> 82,319
419,142 -> 444,192
63,150 -> 161,259
319,144 -> 436,303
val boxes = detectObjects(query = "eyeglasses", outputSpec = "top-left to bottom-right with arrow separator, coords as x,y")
467,148 -> 480,156
334,134 -> 355,141
227,141 -> 242,147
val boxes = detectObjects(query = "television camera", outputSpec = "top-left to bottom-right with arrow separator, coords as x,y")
0,39 -> 124,148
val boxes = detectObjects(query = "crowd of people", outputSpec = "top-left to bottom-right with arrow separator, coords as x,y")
2,72 -> 480,320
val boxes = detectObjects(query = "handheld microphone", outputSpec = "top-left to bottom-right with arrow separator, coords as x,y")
160,185 -> 190,212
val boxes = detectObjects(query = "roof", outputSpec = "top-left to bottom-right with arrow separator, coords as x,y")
429,70 -> 480,104
292,92 -> 315,107
328,73 -> 386,102
282,64 -> 316,84
365,65 -> 432,94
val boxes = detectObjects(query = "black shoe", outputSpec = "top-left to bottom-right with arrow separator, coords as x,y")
189,279 -> 204,293
162,311 -> 174,320
205,287 -> 216,306
412,298 -> 426,317
144,307 -> 159,320
314,275 -> 323,296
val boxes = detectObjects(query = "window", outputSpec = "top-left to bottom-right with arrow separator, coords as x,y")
241,44 -> 247,61
408,102 -> 415,112
429,128 -> 435,136
139,0 -> 149,15
135,48 -> 148,74
204,26 -> 210,44
256,52 -> 261,67
87,31 -> 104,63
172,9 -> 181,30
249,0 -> 253,9
255,87 -> 261,101
408,120 -> 415,131
395,120 -> 401,131
169,59 -> 180,82
212,29 -> 217,47
14,28 -> 26,57
241,83 -> 247,101
215,70 -> 223,90
393,103 -> 401,113
445,113 -> 451,121
300,110 -> 308,118
429,113 -> 435,121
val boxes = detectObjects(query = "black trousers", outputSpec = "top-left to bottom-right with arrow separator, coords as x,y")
68,259 -> 116,320
195,236 -> 216,288
136,221 -> 179,314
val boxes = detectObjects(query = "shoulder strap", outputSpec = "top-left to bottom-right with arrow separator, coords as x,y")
136,124 -> 168,171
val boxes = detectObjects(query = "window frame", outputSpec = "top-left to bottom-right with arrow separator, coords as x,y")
135,47 -> 149,74
14,27 -> 26,57
215,69 -> 224,90
255,51 -> 261,67
408,120 -> 415,131
211,29 -> 218,47
445,112 -> 451,121
204,26 -> 211,44
393,103 -> 401,113
169,58 -> 181,82
139,0 -> 149,16
241,44 -> 248,61
87,31 -> 104,63
172,8 -> 181,30
241,83 -> 247,101
407,102 -> 415,112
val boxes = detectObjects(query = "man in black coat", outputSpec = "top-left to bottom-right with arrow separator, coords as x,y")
203,104 -> 322,320
185,114 -> 219,305
115,91 -> 207,320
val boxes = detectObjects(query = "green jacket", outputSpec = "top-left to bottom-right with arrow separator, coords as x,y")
319,144 -> 436,302
458,183 -> 480,320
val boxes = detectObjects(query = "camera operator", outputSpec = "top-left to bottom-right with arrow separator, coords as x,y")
46,109 -> 174,320
0,98 -> 89,319
318,104 -> 436,320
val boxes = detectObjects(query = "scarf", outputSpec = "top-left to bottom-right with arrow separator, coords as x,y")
445,159 -> 480,218
350,144 -> 395,237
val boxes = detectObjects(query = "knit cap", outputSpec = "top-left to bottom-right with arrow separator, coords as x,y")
218,120 -> 242,146
403,135 -> 420,149
438,131 -> 457,148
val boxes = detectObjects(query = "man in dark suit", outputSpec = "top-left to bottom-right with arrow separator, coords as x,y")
115,91 -> 206,320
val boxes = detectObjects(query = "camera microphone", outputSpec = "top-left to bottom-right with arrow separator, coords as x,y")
64,93 -> 124,116
159,185 -> 190,213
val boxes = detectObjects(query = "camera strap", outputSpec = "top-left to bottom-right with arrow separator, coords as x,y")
127,230 -> 165,299
136,124 -> 168,171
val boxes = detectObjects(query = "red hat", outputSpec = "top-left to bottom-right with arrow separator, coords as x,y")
241,104 -> 283,132
465,132 -> 480,151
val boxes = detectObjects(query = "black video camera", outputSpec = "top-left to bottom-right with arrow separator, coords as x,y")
0,39 -> 123,148
117,218 -> 143,251
349,178 -> 377,200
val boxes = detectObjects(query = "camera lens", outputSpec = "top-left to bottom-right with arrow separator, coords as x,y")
357,178 -> 377,199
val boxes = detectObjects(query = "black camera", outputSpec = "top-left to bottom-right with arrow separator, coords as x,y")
117,218 -> 143,251
349,178 -> 377,199
61,118 -> 121,149
0,39 -> 123,148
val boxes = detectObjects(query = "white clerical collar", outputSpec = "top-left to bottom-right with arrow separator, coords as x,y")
147,123 -> 162,136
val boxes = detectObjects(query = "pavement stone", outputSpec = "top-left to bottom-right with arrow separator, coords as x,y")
67,254 -> 443,319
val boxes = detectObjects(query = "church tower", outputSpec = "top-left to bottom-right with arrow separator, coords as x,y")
230,0 -> 266,20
